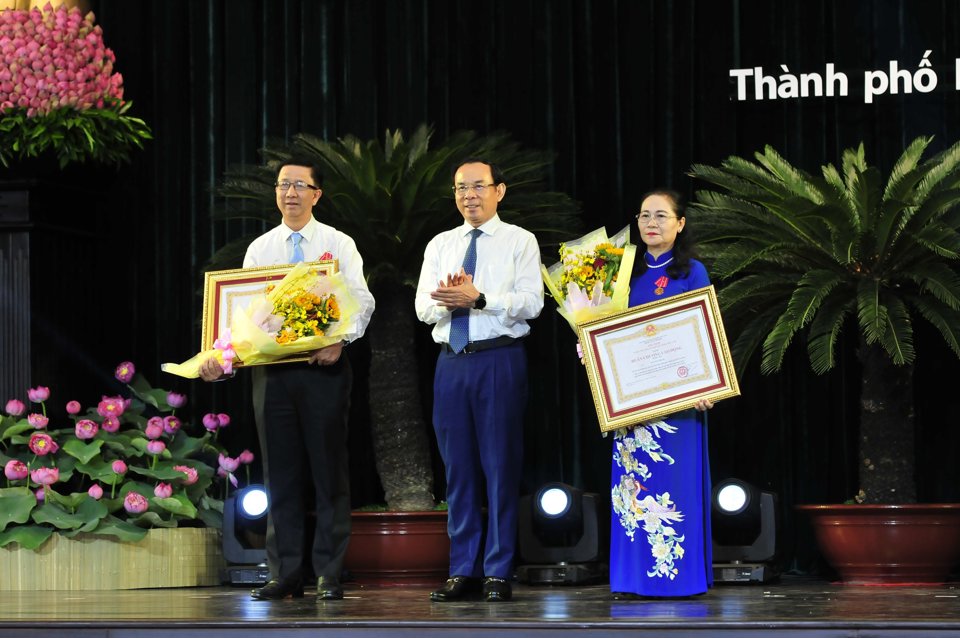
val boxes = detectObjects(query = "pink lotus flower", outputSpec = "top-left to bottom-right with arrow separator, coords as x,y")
162,415 -> 181,435
4,459 -> 28,481
218,453 -> 240,473
173,464 -> 198,485
202,413 -> 219,432
88,483 -> 103,500
153,482 -> 172,499
217,413 -> 231,428
217,467 -> 239,487
5,399 -> 25,416
97,395 -> 126,418
112,459 -> 127,474
27,413 -> 48,429
65,400 -> 81,414
75,419 -> 98,440
166,392 -> 186,408
30,466 -> 59,485
27,386 -> 50,403
28,432 -> 57,456
238,449 -> 255,465
101,415 -> 120,433
114,361 -> 135,383
144,417 -> 163,440
123,491 -> 148,514
146,440 -> 166,455
35,488 -> 45,502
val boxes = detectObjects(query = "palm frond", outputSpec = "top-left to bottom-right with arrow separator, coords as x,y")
909,296 -> 960,359
761,270 -> 846,373
877,295 -> 915,365
754,145 -> 825,204
807,294 -> 856,374
882,135 -> 932,202
856,278 -> 888,345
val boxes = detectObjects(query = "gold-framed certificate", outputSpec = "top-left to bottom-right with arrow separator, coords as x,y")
577,285 -> 739,432
200,261 -> 338,367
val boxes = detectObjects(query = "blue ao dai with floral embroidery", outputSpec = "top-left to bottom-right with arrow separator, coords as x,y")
609,248 -> 713,596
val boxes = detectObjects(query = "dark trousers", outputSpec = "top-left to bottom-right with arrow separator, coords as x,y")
251,357 -> 352,582
432,342 -> 527,579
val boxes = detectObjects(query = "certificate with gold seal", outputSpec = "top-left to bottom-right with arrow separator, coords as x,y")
577,285 -> 740,432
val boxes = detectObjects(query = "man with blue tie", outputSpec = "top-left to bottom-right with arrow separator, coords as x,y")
415,159 -> 544,602
199,160 -> 375,601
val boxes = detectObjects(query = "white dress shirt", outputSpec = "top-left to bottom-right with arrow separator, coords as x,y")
244,215 -> 375,343
415,214 -> 544,344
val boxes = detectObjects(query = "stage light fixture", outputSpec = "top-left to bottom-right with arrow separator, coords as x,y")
711,478 -> 778,584
516,482 -> 608,585
221,484 -> 270,586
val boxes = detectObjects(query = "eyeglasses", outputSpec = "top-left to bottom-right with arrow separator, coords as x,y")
452,183 -> 496,197
275,180 -> 320,193
635,212 -> 678,225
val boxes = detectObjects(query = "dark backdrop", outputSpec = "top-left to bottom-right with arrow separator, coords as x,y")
14,0 -> 960,576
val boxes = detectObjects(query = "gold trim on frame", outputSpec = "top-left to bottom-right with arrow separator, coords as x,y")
577,285 -> 740,433
200,260 -> 338,367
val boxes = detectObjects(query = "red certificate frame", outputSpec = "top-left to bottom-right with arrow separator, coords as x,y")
577,285 -> 740,433
200,260 -> 338,367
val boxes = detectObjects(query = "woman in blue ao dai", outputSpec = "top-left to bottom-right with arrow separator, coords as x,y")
609,190 -> 714,598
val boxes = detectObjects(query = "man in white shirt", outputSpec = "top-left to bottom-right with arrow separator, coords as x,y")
415,159 -> 544,602
200,160 -> 375,601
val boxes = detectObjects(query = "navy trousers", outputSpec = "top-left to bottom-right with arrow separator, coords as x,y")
432,341 -> 527,579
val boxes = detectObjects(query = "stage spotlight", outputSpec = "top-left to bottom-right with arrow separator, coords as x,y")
516,482 -> 608,585
711,478 -> 778,584
221,484 -> 270,586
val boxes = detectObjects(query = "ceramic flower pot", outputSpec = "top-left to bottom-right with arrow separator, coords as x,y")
344,510 -> 450,586
797,504 -> 960,584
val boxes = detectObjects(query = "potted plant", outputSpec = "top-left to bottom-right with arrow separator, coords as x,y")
0,360 -> 249,590
212,125 -> 579,582
689,136 -> 960,583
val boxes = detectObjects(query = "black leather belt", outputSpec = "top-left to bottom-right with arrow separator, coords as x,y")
442,335 -> 519,354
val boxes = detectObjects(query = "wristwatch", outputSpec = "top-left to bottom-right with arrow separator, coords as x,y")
473,292 -> 487,310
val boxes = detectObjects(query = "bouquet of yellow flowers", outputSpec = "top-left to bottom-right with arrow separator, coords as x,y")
541,225 -> 636,332
163,262 -> 360,377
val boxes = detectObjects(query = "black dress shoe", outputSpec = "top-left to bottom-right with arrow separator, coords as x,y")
482,577 -> 512,602
251,578 -> 304,600
430,576 -> 479,602
316,576 -> 344,600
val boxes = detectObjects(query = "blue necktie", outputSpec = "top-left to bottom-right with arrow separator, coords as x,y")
290,232 -> 304,263
448,229 -> 482,354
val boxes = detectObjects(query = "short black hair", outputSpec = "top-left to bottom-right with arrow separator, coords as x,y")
277,158 -> 324,188
452,157 -> 505,185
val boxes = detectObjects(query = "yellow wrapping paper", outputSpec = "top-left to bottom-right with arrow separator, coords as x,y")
541,225 -> 636,332
162,262 -> 361,378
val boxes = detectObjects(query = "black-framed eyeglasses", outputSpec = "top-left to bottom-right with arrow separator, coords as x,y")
452,183 -> 496,197
275,180 -> 320,193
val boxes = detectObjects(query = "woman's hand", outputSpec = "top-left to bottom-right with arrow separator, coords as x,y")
694,398 -> 714,411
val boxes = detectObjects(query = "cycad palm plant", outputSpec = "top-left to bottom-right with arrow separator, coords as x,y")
212,124 -> 579,510
690,136 -> 960,503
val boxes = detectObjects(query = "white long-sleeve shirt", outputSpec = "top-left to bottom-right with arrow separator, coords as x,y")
415,214 -> 543,344
244,215 -> 375,343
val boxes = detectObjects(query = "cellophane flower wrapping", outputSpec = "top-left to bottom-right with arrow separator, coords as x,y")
163,262 -> 360,378
541,225 -> 636,332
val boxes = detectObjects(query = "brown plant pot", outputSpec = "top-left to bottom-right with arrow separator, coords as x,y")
797,504 -> 960,584
344,510 -> 450,586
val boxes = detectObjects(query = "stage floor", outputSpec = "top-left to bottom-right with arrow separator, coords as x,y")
2,576 -> 960,638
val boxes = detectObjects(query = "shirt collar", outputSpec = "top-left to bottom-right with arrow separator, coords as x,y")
645,248 -> 675,267
282,216 -> 318,241
459,213 -> 502,237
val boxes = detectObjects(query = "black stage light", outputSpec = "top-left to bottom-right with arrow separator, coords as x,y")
221,484 -> 271,586
711,478 -> 778,584
516,482 -> 608,585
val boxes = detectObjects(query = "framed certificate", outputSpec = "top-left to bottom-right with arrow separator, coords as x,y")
200,261 -> 338,366
578,285 -> 740,433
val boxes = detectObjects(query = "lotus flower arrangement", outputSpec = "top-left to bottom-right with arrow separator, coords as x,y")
0,361 -> 252,550
0,2 -> 151,168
